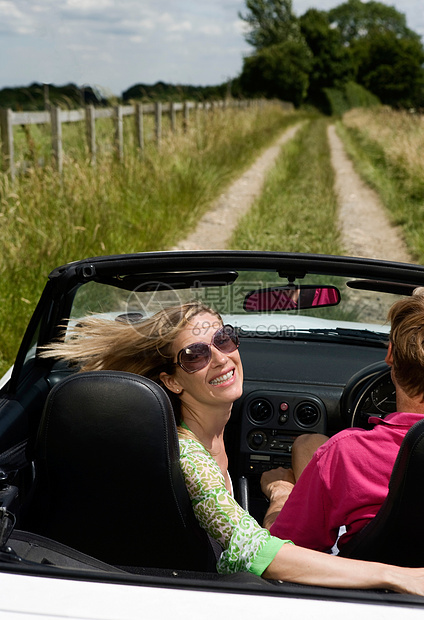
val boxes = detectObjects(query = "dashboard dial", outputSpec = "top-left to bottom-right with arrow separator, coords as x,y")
371,375 -> 396,414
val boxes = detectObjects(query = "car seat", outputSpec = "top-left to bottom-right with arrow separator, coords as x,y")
21,370 -> 219,571
339,417 -> 424,566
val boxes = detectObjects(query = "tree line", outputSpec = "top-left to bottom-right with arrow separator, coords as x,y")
0,81 -> 231,112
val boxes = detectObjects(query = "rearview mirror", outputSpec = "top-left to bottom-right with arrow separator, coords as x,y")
243,285 -> 340,312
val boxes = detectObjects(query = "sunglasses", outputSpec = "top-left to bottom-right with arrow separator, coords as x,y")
176,324 -> 239,373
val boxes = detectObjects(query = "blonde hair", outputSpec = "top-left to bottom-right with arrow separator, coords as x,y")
40,301 -> 221,421
388,287 -> 424,399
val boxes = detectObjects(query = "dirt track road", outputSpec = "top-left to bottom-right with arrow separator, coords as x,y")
172,122 -> 413,263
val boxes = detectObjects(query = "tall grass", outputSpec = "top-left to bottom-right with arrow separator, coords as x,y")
229,117 -> 343,255
5,110 -> 156,168
338,107 -> 424,262
0,104 -> 300,375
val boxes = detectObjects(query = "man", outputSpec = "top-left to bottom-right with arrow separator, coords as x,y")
261,288 -> 424,553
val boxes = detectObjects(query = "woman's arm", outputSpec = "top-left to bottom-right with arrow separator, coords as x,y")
263,543 -> 424,596
178,435 -> 289,575
179,436 -> 424,596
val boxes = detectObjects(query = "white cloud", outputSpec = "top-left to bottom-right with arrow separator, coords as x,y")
64,0 -> 113,9
167,20 -> 192,33
199,24 -> 222,36
66,42 -> 96,53
0,0 -> 35,34
136,19 -> 155,31
233,19 -> 248,35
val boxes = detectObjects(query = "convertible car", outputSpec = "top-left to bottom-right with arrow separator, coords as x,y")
1,250 -> 424,618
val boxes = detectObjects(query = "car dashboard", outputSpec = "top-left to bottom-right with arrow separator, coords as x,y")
225,335 -> 390,518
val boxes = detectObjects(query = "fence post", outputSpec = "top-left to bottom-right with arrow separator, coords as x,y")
135,103 -> 144,155
51,106 -> 63,174
0,108 -> 15,181
43,83 -> 51,111
155,102 -> 162,148
114,105 -> 124,162
170,101 -> 176,133
183,102 -> 189,133
85,105 -> 96,165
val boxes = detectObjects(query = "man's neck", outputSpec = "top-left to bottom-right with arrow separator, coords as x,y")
396,386 -> 424,415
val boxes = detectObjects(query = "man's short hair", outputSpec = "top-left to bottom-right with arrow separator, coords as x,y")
388,287 -> 424,399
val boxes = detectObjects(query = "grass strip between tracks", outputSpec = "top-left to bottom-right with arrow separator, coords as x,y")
229,117 -> 343,256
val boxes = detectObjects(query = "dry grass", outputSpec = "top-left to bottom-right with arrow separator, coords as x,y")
342,107 -> 424,199
339,107 -> 424,263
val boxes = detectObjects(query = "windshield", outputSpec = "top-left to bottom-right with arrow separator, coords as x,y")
69,270 -> 399,340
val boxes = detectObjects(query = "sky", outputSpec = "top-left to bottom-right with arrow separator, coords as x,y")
1,0 -> 423,97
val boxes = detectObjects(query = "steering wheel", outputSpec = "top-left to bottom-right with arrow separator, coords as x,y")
341,361 -> 396,430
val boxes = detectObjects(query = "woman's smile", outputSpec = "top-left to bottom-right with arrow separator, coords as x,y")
209,368 -> 235,386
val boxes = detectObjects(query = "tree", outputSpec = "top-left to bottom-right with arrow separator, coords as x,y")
239,0 -> 300,49
239,40 -> 312,106
328,0 -> 420,45
237,0 -> 424,110
299,9 -> 354,107
354,31 -> 424,107
327,0 -> 424,108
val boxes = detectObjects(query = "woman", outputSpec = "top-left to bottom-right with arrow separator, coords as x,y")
41,300 -> 424,595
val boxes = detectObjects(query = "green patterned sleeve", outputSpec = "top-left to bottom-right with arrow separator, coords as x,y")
178,435 -> 291,575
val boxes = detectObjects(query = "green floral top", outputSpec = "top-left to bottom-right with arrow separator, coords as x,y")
178,430 -> 291,575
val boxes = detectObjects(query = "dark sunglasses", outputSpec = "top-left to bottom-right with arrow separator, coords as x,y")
176,324 -> 239,373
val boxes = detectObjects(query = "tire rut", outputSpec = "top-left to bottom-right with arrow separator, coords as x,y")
328,124 -> 413,264
171,124 -> 302,251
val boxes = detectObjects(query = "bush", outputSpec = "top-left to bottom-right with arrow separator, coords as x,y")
323,81 -> 380,115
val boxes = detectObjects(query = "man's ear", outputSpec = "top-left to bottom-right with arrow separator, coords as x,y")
160,371 -> 183,394
385,341 -> 394,366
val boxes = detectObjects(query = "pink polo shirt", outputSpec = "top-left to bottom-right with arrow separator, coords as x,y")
270,412 -> 424,552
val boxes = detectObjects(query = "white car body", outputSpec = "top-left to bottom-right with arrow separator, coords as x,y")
2,251 -> 424,617
1,572 -> 423,620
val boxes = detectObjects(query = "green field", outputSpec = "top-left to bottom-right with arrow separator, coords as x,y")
1,104 -> 423,377
0,103 -> 303,375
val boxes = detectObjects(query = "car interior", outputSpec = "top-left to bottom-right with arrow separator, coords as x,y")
1,251 -> 424,603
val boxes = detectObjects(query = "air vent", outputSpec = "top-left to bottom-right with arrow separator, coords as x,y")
294,401 -> 321,427
248,398 -> 273,424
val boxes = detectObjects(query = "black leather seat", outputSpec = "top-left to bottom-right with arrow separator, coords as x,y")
339,417 -> 424,566
21,371 -> 218,571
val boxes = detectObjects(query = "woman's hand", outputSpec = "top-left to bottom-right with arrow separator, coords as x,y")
263,543 -> 424,596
